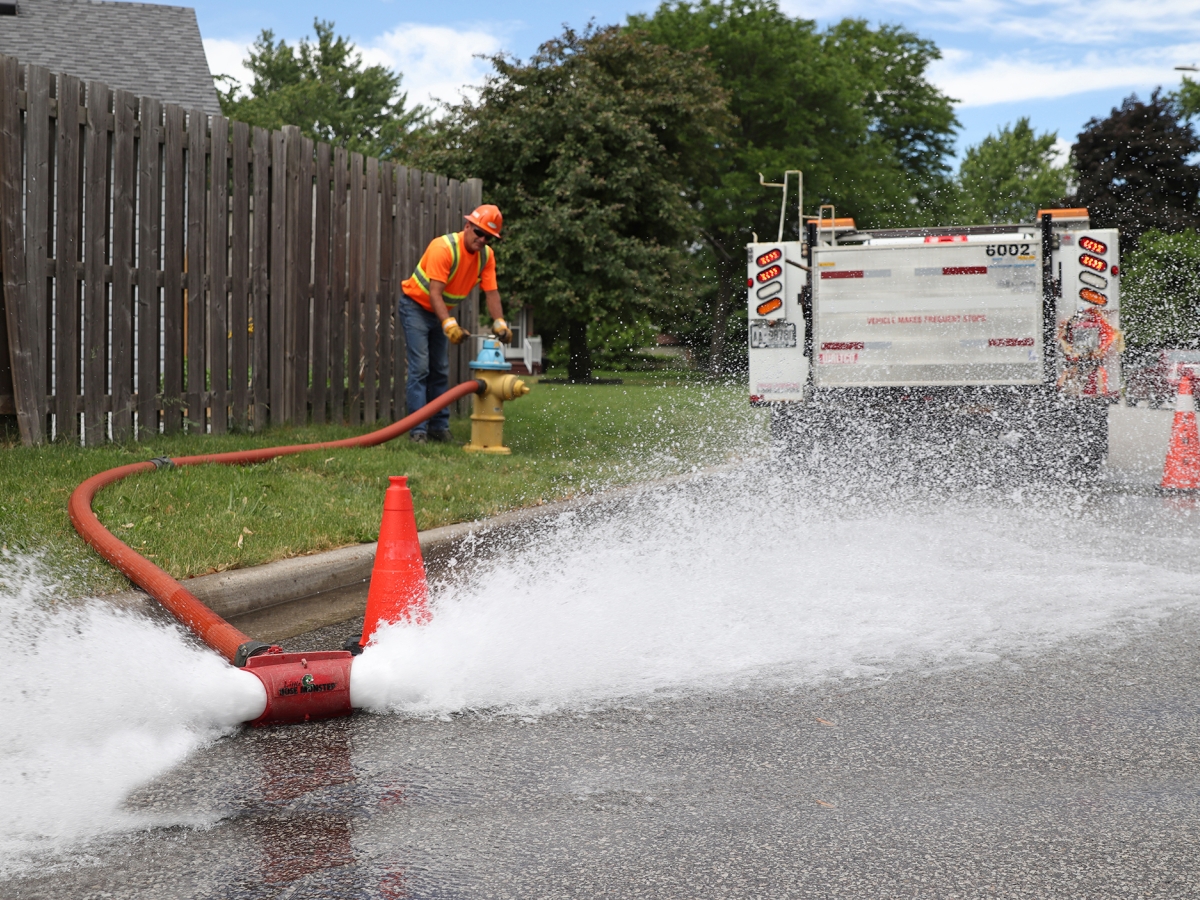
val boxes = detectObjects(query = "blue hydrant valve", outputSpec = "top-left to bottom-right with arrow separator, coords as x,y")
470,339 -> 512,371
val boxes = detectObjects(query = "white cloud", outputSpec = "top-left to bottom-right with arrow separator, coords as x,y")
928,42 -> 1200,106
202,37 -> 254,84
202,25 -> 505,115
362,24 -> 504,112
789,0 -> 1200,45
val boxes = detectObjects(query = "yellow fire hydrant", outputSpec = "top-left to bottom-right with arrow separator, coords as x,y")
464,339 -> 530,454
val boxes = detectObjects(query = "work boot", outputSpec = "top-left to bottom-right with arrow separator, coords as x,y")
428,429 -> 454,443
409,431 -> 428,443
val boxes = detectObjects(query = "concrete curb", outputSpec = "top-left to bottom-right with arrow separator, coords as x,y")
97,485 -> 650,622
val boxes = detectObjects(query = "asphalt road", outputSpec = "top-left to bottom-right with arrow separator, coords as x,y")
7,597 -> 1199,900
7,414 -> 1199,900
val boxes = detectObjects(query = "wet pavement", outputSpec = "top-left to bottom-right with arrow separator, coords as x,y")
7,602 -> 1199,899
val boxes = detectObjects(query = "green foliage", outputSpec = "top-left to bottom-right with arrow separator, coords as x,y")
952,118 -> 1068,224
631,1 -> 958,370
1072,91 -> 1200,248
216,19 -> 426,159
1120,228 -> 1200,350
417,24 -> 731,380
1176,76 -> 1200,119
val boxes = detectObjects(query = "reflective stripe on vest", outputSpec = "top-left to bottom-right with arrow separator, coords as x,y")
411,233 -> 490,303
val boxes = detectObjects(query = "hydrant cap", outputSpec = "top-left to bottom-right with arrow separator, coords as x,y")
469,338 -> 512,371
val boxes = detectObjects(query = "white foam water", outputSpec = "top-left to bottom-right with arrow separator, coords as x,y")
0,552 -> 266,876
350,467 -> 1200,715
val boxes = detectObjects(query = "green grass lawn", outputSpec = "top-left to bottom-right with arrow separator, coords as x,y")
0,372 -> 765,598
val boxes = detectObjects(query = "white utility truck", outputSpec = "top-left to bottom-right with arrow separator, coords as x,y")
748,174 -> 1121,467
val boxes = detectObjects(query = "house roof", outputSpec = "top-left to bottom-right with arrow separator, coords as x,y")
0,0 -> 220,114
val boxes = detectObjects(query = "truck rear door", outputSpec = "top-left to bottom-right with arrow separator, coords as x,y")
811,237 -> 1044,387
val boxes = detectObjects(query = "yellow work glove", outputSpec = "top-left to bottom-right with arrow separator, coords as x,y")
491,317 -> 513,344
441,316 -> 468,345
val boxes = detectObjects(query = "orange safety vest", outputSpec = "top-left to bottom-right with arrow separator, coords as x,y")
402,232 -> 493,311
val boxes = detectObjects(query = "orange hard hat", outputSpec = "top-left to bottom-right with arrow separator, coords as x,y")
465,204 -> 503,238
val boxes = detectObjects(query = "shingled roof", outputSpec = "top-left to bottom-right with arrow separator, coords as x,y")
0,0 -> 220,113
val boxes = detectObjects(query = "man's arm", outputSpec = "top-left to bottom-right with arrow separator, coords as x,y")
484,289 -> 504,322
428,281 -> 452,322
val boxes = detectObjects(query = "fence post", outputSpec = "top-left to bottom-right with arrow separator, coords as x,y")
0,55 -> 39,443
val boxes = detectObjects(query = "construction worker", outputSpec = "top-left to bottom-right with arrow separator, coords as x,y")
399,204 -> 512,442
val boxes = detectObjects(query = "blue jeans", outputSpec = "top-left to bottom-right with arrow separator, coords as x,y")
398,295 -> 451,434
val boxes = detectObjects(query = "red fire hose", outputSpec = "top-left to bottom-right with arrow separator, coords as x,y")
68,380 -> 485,725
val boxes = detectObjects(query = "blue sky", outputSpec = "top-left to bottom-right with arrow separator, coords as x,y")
195,0 -> 1200,164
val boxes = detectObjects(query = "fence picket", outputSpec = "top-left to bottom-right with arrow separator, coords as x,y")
185,108 -> 206,432
347,152 -> 364,425
311,141 -> 330,424
364,155 -> 379,423
330,146 -> 347,425
0,56 -> 38,442
294,136 -> 313,420
378,161 -> 394,422
136,97 -> 162,438
83,81 -> 111,445
111,89 -> 137,441
230,120 -> 249,430
207,114 -> 229,433
269,128 -> 286,424
161,104 -> 185,433
24,64 -> 51,433
250,126 -> 269,430
392,165 -> 408,417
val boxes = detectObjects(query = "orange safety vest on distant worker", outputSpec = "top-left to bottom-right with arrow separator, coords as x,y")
402,231 -> 498,312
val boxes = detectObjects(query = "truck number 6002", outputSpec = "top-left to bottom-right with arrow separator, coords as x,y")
985,243 -> 1031,257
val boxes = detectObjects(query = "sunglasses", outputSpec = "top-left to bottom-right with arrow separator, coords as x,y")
469,225 -> 494,243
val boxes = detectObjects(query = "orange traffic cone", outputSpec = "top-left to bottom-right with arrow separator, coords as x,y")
359,476 -> 431,647
1161,372 -> 1200,491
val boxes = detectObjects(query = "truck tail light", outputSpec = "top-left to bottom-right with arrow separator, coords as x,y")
1079,287 -> 1108,306
757,265 -> 782,283
756,298 -> 783,316
756,248 -> 782,266
1079,253 -> 1107,272
1078,236 -> 1108,254
1079,271 -> 1108,289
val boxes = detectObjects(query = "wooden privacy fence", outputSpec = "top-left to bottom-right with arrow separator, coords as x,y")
0,52 -> 483,446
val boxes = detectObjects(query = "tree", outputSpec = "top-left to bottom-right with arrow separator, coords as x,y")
417,25 -> 730,381
631,1 -> 958,370
1072,91 -> 1200,248
953,118 -> 1068,224
1120,228 -> 1200,350
216,19 -> 425,159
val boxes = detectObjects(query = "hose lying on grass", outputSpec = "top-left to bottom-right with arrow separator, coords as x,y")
68,380 -> 486,668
